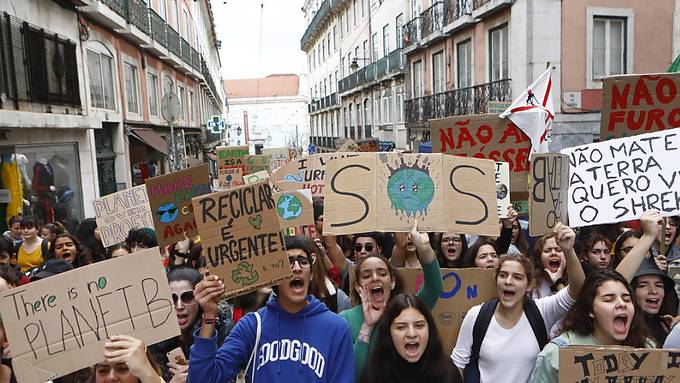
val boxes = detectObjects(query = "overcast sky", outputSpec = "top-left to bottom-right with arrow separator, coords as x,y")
212,0 -> 307,79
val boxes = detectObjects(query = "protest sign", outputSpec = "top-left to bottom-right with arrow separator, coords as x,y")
262,147 -> 291,171
93,185 -> 154,247
0,248 -> 179,383
335,138 -> 360,152
400,268 -> 496,355
217,167 -> 244,190
244,170 -> 270,185
217,145 -> 249,168
271,153 -> 360,196
273,189 -> 314,229
356,137 -> 379,152
600,72 -> 680,141
495,162 -> 510,218
244,155 -> 270,174
529,153 -> 570,236
145,164 -> 211,247
430,114 -> 531,194
192,181 -> 291,299
559,346 -> 680,382
561,129 -> 680,227
323,153 -> 499,235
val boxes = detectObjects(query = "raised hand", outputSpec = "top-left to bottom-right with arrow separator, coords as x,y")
553,222 -> 575,251
104,335 -> 157,381
545,253 -> 566,284
194,274 -> 224,317
640,209 -> 663,238
409,220 -> 430,250
501,205 -> 518,229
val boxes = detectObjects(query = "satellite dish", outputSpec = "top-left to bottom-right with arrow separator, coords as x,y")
161,92 -> 181,123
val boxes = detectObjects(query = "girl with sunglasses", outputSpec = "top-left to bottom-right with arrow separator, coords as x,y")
149,267 -> 230,382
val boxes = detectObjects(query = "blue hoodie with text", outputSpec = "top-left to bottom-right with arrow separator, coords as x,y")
188,295 -> 355,383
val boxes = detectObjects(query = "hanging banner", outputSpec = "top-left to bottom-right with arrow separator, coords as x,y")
0,248 -> 179,383
600,72 -> 680,141
145,164 -> 211,247
322,153 -> 499,236
561,129 -> 680,227
430,114 -> 531,194
271,153 -> 360,196
273,189 -> 314,229
495,162 -> 510,219
559,346 -> 680,382
529,153 -> 570,236
94,185 -> 155,247
191,181 -> 291,299
262,148 -> 291,172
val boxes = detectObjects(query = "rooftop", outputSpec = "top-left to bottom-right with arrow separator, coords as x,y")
224,74 -> 300,98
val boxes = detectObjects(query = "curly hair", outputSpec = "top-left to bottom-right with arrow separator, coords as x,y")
50,233 -> 92,268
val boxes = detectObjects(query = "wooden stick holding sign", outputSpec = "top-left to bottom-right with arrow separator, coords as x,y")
529,153 -> 570,236
191,181 -> 291,299
0,248 -> 179,383
559,346 -> 680,381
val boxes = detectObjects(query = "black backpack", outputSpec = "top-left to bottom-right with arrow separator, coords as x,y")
463,298 -> 548,383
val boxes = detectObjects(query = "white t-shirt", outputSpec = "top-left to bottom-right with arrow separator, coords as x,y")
451,287 -> 575,383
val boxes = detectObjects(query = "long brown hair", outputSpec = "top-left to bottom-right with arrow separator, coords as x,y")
351,254 -> 404,306
562,269 -> 647,347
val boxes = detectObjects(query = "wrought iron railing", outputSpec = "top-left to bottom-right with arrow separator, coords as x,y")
309,92 -> 339,113
149,9 -> 167,47
403,17 -> 422,48
166,27 -> 181,57
102,0 -> 126,18
404,79 -> 511,123
181,38 -> 191,65
0,12 -> 80,109
300,0 -> 337,50
191,48 -> 201,71
422,2 -> 445,39
128,0 -> 150,34
446,0 -> 473,23
338,49 -> 404,93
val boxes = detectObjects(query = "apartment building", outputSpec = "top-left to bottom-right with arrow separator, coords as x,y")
403,0 -> 679,151
302,0 -> 410,152
0,0 -> 223,229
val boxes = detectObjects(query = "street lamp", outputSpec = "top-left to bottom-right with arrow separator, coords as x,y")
350,57 -> 370,71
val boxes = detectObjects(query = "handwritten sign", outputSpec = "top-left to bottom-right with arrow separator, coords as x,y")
322,153 -> 499,236
216,146 -> 248,189
273,189 -> 314,229
495,162 -> 510,218
430,114 -> 531,194
243,170 -> 270,185
0,248 -> 179,383
217,167 -> 245,190
529,153 -> 569,236
93,185 -> 154,247
600,72 -> 680,141
336,138 -> 360,152
561,129 -> 680,227
192,181 -> 291,299
355,137 -> 379,152
244,155 -> 270,174
145,164 -> 211,247
262,148 -> 291,172
559,346 -> 680,382
271,153 -> 360,196
401,268 -> 496,355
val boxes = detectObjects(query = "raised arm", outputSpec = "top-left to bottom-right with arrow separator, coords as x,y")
323,234 -> 348,273
554,223 -> 584,300
389,232 -> 408,267
496,205 -> 517,254
616,209 -> 662,281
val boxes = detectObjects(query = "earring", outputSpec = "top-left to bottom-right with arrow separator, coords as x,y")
589,313 -> 595,318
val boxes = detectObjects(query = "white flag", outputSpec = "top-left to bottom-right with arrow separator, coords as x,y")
500,68 -> 555,153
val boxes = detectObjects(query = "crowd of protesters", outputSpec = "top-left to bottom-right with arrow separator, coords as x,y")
0,199 -> 678,383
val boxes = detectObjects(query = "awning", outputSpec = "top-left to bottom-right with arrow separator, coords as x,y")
130,128 -> 168,155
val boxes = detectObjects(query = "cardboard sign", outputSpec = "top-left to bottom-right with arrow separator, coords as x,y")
559,346 -> 680,382
244,155 -> 271,174
495,162 -> 510,218
355,137 -> 379,152
600,73 -> 680,141
400,268 -> 496,355
273,189 -> 314,229
145,164 -> 211,247
217,167 -> 245,190
561,129 -> 680,227
243,170 -> 270,185
217,145 -> 249,168
262,147 -> 291,171
430,114 -> 531,194
191,181 -> 291,299
323,153 -> 499,236
336,138 -> 360,152
529,153 -> 570,236
0,248 -> 179,383
271,153 -> 360,196
93,185 -> 154,247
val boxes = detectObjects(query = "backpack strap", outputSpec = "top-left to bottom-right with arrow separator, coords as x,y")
470,299 -> 499,362
523,298 -> 548,350
41,239 -> 49,257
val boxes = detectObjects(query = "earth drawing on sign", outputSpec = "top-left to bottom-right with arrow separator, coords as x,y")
385,157 -> 435,217
277,194 -> 303,220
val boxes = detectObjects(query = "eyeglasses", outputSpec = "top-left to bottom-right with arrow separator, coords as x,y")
289,255 -> 313,269
621,246 -> 635,255
354,243 -> 375,253
441,237 -> 462,244
172,291 -> 195,305
591,248 -> 611,255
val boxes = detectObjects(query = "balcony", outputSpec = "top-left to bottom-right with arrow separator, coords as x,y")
0,12 -> 81,110
444,0 -> 475,34
191,48 -> 201,72
403,17 -> 422,50
180,38 -> 193,72
300,0 -> 340,51
80,0 -> 127,30
472,0 -> 513,19
404,79 -> 511,125
421,2 -> 446,44
309,92 -> 340,114
338,49 -> 404,94
162,26 -> 184,68
145,9 -> 168,56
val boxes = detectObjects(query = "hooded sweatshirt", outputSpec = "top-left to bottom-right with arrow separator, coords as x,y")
188,295 -> 355,383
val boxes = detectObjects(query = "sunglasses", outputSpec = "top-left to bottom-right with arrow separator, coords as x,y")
289,255 -> 313,269
172,291 -> 195,305
354,243 -> 375,253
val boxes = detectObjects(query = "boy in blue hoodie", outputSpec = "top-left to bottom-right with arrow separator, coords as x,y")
188,236 -> 355,383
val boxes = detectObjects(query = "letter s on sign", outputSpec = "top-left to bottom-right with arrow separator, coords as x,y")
449,165 -> 489,225
329,164 -> 370,228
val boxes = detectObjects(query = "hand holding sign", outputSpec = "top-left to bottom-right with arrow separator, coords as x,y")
501,205 -> 518,229
640,209 -> 664,238
194,275 -> 224,317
